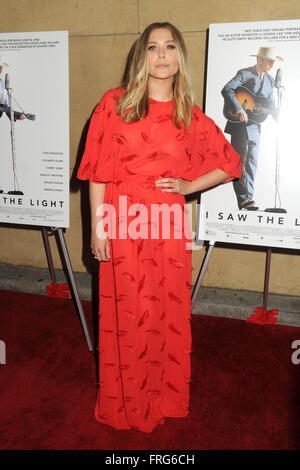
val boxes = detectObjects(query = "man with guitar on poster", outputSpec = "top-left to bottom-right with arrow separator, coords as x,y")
0,56 -> 35,194
0,57 -> 26,121
221,47 -> 283,211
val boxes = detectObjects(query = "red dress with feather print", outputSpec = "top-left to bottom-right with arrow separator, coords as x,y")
77,87 -> 241,433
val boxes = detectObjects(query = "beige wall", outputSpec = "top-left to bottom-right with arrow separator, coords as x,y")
1,0 -> 300,295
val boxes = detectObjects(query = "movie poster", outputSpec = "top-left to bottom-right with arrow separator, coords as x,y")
0,31 -> 69,227
198,19 -> 300,249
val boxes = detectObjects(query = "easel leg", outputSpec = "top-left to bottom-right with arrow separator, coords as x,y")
55,228 -> 93,351
41,228 -> 57,284
263,247 -> 272,310
54,228 -> 93,352
191,240 -> 215,310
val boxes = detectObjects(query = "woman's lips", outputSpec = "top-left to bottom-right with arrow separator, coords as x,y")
156,64 -> 169,68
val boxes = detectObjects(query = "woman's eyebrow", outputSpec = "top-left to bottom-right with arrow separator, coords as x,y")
147,39 -> 176,44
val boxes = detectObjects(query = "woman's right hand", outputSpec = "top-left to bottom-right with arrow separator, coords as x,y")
91,232 -> 110,262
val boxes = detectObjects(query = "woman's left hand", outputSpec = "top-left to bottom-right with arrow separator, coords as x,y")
155,177 -> 192,196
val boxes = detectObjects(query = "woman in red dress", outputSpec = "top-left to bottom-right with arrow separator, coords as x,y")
77,22 -> 241,433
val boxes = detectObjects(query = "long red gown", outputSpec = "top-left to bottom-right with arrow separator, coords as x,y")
77,87 -> 241,433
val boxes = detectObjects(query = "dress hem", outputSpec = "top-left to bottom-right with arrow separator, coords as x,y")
95,411 -> 189,433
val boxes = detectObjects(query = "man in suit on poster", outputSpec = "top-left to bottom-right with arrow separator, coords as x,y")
0,56 -> 26,194
0,56 -> 9,194
0,57 -> 9,119
0,56 -> 25,121
221,47 -> 283,211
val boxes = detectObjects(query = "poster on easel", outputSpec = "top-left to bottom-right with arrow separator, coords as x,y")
198,19 -> 300,249
0,31 -> 69,228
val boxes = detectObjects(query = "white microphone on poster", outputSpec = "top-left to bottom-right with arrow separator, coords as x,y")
275,68 -> 282,89
5,72 -> 10,91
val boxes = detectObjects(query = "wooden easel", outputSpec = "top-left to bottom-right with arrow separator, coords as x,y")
41,226 -> 93,351
192,241 -> 273,311
1,65 -> 92,349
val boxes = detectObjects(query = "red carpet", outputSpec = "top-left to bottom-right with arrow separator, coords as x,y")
0,288 -> 299,450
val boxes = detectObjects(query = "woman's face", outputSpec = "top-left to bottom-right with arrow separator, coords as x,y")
147,28 -> 179,80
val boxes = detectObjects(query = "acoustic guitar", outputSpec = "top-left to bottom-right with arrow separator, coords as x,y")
223,86 -> 277,124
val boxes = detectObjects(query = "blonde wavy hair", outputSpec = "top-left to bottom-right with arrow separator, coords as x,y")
116,22 -> 194,130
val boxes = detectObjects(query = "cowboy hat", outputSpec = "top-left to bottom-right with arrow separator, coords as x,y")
250,46 -> 283,61
0,56 -> 9,67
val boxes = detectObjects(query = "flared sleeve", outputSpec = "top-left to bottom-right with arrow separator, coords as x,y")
77,89 -> 119,183
180,106 -> 242,182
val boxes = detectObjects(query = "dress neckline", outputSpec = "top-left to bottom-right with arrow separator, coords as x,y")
148,96 -> 174,104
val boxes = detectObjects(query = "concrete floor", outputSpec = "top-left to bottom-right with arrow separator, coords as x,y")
0,262 -> 299,327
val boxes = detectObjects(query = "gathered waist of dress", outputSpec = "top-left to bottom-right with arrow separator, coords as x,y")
113,173 -> 177,186
105,173 -> 185,206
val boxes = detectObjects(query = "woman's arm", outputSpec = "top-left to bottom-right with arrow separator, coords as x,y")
155,169 -> 230,196
185,169 -> 230,195
89,181 -> 110,261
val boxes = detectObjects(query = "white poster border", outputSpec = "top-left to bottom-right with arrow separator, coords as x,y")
198,19 -> 300,251
0,30 -> 69,228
